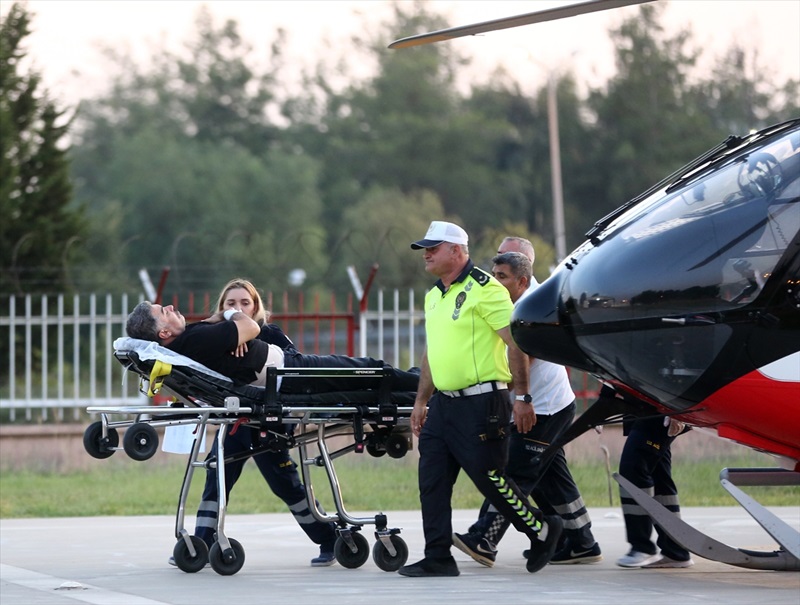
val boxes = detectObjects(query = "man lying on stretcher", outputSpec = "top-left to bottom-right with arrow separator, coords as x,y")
125,301 -> 419,394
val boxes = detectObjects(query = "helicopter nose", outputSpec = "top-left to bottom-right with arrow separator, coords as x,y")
511,270 -> 599,373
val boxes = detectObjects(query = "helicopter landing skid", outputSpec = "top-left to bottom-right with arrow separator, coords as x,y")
614,471 -> 800,571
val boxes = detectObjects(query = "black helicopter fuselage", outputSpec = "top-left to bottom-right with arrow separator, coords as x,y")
512,119 -> 800,464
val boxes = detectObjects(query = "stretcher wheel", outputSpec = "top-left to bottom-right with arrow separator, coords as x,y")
366,442 -> 387,457
334,532 -> 370,569
208,539 -> 245,576
385,433 -> 409,459
173,536 -> 209,573
122,422 -> 159,461
372,534 -> 408,572
83,421 -> 119,459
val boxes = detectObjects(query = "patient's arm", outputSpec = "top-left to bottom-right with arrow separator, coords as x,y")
216,311 -> 261,350
231,312 -> 260,345
200,311 -> 260,348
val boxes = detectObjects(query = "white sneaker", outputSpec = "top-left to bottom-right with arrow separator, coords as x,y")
641,555 -> 694,569
616,550 -> 660,568
168,555 -> 210,569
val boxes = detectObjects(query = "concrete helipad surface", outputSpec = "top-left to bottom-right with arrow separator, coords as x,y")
1,507 -> 799,605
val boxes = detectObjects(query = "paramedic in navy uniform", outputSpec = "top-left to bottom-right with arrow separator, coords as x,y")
397,221 -> 563,578
180,278 -> 338,568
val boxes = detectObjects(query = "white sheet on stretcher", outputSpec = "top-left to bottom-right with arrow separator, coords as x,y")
113,337 -> 232,382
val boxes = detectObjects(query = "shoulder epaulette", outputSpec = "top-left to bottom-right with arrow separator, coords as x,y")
469,266 -> 491,286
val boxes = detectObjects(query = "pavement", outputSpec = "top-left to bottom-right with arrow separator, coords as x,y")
2,507 -> 799,605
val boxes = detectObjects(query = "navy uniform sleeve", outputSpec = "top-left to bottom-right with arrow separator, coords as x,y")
259,324 -> 296,350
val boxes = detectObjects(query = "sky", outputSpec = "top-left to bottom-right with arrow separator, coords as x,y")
6,0 -> 800,108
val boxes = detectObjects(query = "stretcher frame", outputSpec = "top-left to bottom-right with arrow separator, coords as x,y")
85,339 -> 416,575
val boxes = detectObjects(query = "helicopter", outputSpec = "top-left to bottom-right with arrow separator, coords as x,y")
391,0 -> 800,572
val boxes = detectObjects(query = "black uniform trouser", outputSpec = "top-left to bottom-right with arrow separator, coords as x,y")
282,352 -> 419,393
618,416 -> 690,561
418,390 -> 544,559
469,402 -> 596,550
194,428 -> 336,551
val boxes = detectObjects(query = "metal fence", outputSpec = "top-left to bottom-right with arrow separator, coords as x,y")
1,290 -> 598,423
1,293 -> 137,421
0,290 -> 424,422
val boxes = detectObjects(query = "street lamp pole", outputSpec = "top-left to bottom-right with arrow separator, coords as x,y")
546,73 -> 567,263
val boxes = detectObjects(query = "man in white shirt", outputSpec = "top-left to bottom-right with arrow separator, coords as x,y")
453,241 -> 602,567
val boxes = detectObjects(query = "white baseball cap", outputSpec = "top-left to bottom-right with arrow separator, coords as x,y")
410,221 -> 469,250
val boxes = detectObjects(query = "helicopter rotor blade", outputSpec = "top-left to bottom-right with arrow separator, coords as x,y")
389,0 -> 654,49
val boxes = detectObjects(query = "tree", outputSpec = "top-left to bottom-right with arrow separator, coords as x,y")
283,2 -> 523,239
697,43 -> 800,134
337,186 -> 447,290
584,4 -> 720,219
72,123 -> 324,294
580,3 -> 800,254
466,71 -> 593,254
69,6 -> 321,294
0,2 -> 86,293
75,6 -> 283,153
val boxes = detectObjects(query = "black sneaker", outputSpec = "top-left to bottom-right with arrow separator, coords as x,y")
398,556 -> 460,577
526,515 -> 563,573
452,532 -> 497,568
550,542 -> 603,565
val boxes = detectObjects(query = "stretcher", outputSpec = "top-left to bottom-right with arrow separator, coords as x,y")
84,337 -> 416,575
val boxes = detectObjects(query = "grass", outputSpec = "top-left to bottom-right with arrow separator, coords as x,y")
1,450 -> 797,518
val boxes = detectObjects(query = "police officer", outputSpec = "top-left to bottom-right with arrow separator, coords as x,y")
454,250 -> 602,567
397,221 -> 563,578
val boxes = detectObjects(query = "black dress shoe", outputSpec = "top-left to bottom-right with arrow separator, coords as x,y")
526,515 -> 564,573
398,556 -> 460,577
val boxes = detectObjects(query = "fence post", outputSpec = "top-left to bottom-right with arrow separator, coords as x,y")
41,294 -> 48,422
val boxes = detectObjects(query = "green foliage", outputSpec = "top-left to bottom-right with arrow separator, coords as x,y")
696,42 -> 800,132
580,2 -> 798,247
69,7 -> 320,294
0,2 -> 86,294
73,126 -> 324,293
584,4 -> 719,229
338,187 -> 446,290
2,454 -> 797,518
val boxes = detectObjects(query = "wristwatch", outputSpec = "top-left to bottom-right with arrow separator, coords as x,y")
515,394 -> 533,404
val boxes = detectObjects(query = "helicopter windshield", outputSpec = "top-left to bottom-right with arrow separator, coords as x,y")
569,129 -> 799,321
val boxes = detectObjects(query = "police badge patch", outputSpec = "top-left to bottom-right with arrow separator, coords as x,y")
453,291 -> 466,320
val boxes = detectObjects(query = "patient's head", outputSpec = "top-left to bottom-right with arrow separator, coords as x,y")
126,301 -> 186,345
216,278 -> 268,324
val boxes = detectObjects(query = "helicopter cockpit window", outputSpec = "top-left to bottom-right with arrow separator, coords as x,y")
579,133 -> 800,316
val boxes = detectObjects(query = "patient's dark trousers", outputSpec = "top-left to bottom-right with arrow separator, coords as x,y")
194,428 -> 336,550
281,351 -> 419,393
418,391 -> 544,559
